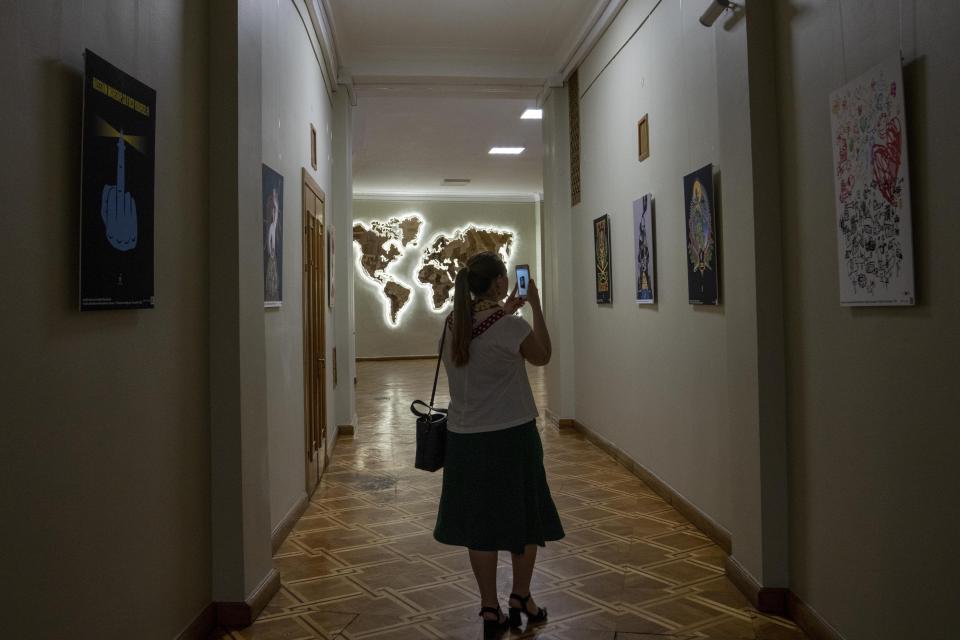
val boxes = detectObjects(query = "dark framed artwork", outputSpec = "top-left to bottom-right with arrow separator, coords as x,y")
683,164 -> 719,305
262,164 -> 284,307
633,194 -> 655,303
593,214 -> 612,304
80,49 -> 157,310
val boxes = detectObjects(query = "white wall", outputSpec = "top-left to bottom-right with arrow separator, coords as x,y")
353,198 -> 539,358
0,0 -> 211,636
775,2 -> 959,638
561,0 -> 735,541
261,0 -> 337,532
541,88 -> 576,421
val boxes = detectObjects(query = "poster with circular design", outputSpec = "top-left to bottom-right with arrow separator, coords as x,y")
683,164 -> 719,305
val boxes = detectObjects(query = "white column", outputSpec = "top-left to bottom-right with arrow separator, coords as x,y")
208,0 -> 275,606
332,88 -> 357,432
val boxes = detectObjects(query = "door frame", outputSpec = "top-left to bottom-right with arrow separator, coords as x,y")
302,168 -> 327,494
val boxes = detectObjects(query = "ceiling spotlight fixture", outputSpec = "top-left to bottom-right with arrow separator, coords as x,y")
521,109 -> 543,120
489,147 -> 525,155
699,0 -> 738,27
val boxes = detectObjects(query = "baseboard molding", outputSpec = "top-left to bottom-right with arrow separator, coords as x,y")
724,555 -> 788,615
175,603 -> 215,640
545,409 -> 575,429
337,424 -> 355,436
569,419 -> 733,555
356,355 -> 435,361
788,591 -> 847,640
271,492 -> 309,553
215,568 -> 281,628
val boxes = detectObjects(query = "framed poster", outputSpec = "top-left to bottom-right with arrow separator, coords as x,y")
683,164 -> 719,305
262,164 -> 283,307
829,55 -> 915,306
633,194 -> 655,303
80,50 -> 156,310
593,214 -> 612,304
327,225 -> 335,310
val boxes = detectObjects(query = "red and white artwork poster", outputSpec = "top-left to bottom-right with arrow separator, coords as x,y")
829,55 -> 915,306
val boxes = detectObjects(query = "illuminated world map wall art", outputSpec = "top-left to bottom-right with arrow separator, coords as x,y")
352,215 -> 516,326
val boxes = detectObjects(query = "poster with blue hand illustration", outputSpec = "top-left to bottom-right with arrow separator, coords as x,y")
683,164 -> 719,305
80,50 -> 156,310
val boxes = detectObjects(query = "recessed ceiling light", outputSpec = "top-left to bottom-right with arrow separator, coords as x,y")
489,147 -> 525,155
521,109 -> 543,120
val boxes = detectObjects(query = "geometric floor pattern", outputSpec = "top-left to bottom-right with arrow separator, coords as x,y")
212,361 -> 807,640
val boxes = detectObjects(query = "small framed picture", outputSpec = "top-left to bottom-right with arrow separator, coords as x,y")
310,123 -> 318,171
637,115 -> 650,162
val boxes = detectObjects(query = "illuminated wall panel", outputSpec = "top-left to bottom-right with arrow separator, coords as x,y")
353,199 -> 538,358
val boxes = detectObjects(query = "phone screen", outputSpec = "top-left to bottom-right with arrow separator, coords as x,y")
516,265 -> 530,298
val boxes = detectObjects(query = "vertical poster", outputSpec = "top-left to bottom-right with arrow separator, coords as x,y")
633,194 -> 655,303
683,164 -> 719,305
262,164 -> 284,307
80,50 -> 156,310
593,214 -> 612,304
829,55 -> 915,306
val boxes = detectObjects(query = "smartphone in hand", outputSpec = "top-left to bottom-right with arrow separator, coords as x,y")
515,264 -> 530,298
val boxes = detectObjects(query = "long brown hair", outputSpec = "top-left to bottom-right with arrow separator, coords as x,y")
451,252 -> 506,366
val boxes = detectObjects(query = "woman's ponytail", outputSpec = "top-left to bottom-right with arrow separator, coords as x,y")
451,267 -> 473,366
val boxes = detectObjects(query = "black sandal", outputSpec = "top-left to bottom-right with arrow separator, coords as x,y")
508,592 -> 548,627
479,606 -> 509,638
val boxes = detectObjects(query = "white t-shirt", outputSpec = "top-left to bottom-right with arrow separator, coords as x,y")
442,313 -> 539,434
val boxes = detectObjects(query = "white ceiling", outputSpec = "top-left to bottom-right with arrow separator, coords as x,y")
352,94 -> 544,196
324,0 -> 616,196
327,0 -> 606,82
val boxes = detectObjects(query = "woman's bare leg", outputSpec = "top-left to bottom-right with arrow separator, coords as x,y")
468,549 -> 502,619
510,544 -> 540,613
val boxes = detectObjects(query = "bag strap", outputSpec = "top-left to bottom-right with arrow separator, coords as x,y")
429,321 -> 447,408
445,309 -> 506,339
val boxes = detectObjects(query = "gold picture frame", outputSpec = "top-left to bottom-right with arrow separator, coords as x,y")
637,114 -> 650,162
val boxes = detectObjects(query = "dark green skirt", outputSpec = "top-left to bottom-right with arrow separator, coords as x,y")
433,421 -> 565,554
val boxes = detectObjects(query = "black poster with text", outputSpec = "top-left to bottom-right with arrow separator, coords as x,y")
80,49 -> 156,310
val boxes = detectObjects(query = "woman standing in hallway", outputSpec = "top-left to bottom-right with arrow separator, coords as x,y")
433,251 -> 565,638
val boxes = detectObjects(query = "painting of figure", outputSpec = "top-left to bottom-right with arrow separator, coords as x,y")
262,164 -> 284,307
829,55 -> 915,306
593,214 -> 612,304
633,194 -> 655,303
683,164 -> 718,305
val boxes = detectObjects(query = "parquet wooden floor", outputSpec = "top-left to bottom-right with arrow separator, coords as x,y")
212,360 -> 806,640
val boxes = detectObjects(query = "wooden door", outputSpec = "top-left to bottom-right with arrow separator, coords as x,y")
302,170 -> 327,494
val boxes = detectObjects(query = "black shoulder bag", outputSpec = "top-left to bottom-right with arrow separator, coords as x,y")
410,323 -> 448,472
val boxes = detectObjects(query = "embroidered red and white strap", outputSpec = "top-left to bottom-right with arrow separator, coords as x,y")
446,309 -> 506,338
